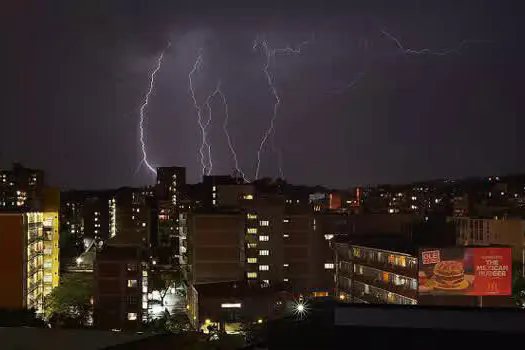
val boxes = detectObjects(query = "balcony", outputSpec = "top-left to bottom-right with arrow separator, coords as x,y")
353,273 -> 417,300
352,256 -> 417,278
352,290 -> 386,304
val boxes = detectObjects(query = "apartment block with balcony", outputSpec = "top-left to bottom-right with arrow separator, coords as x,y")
0,212 -> 59,314
334,242 -> 418,305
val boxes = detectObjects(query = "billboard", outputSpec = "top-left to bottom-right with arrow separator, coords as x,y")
418,247 -> 511,296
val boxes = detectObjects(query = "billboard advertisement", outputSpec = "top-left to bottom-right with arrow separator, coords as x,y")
418,247 -> 511,296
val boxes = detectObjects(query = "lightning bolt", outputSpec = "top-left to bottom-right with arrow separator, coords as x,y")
138,41 -> 171,176
211,81 -> 249,182
380,30 -> 474,56
334,31 -> 490,94
188,49 -> 212,176
253,35 -> 312,180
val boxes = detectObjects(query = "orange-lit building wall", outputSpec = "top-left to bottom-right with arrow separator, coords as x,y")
329,193 -> 341,209
0,214 -> 24,308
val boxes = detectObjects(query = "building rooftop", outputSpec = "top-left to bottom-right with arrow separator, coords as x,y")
194,281 -> 284,299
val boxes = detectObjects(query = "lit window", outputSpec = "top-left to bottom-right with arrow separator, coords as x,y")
243,194 -> 254,200
259,220 -> 269,226
142,222 -> 147,227
247,213 -> 257,220
212,199 -> 216,205
127,280 -> 138,288
247,272 -> 257,279
247,243 -> 257,248
283,278 -> 289,282
221,303 -> 241,308
94,217 -> 98,222
283,263 -> 289,267
127,313 -> 137,321
212,186 -> 216,191
324,263 -> 335,269
212,193 -> 216,198
283,219 -> 290,223
247,258 -> 257,263
259,265 -> 269,271
262,280 -> 270,286
136,208 -> 140,213
324,234 -> 334,240
247,228 -> 258,234
259,250 -> 269,256
259,235 -> 269,241
283,234 -> 289,238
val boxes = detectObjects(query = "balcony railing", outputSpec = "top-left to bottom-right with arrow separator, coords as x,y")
352,256 -> 417,278
352,273 -> 417,300
352,290 -> 385,304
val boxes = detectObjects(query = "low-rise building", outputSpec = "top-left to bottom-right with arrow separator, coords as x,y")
334,241 -> 418,305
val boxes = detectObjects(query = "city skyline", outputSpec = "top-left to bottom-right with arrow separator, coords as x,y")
3,1 -> 524,190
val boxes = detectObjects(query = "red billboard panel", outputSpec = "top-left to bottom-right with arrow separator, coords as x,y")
418,247 -> 511,296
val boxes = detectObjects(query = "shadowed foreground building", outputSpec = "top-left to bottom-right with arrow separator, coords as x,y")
182,210 -> 245,284
93,245 -> 147,330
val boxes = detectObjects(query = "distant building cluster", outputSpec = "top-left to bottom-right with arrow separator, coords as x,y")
1,162 -> 525,331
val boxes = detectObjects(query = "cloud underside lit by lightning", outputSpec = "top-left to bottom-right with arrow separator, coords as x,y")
138,41 -> 171,176
253,36 -> 311,180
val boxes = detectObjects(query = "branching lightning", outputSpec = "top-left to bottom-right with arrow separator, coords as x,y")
253,35 -> 311,180
138,41 -> 171,176
205,81 -> 249,182
188,49 -> 213,176
381,30 -> 469,56
334,30 -> 489,94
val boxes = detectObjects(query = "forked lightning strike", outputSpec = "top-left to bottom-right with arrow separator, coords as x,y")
188,49 -> 212,176
204,81 -> 248,181
335,30 -> 486,94
138,41 -> 171,176
253,35 -> 311,179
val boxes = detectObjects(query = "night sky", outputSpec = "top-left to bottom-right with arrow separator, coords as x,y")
2,1 -> 524,189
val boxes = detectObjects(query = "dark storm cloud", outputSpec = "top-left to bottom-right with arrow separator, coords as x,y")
2,1 -> 524,189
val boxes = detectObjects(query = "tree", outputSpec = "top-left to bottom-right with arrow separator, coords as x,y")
44,273 -> 92,327
512,264 -> 525,308
149,268 -> 183,308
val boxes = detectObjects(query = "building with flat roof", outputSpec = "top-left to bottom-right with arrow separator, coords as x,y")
183,210 -> 245,284
93,245 -> 147,330
0,211 -> 59,313
334,241 -> 418,305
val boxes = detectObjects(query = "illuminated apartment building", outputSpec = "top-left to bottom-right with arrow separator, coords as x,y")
243,195 -> 332,294
334,242 -> 418,305
154,167 -> 187,265
0,211 -> 59,313
108,188 -> 152,246
0,163 -> 44,210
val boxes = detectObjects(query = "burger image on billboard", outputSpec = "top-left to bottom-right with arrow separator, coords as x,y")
432,260 -> 469,291
418,247 -> 512,296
